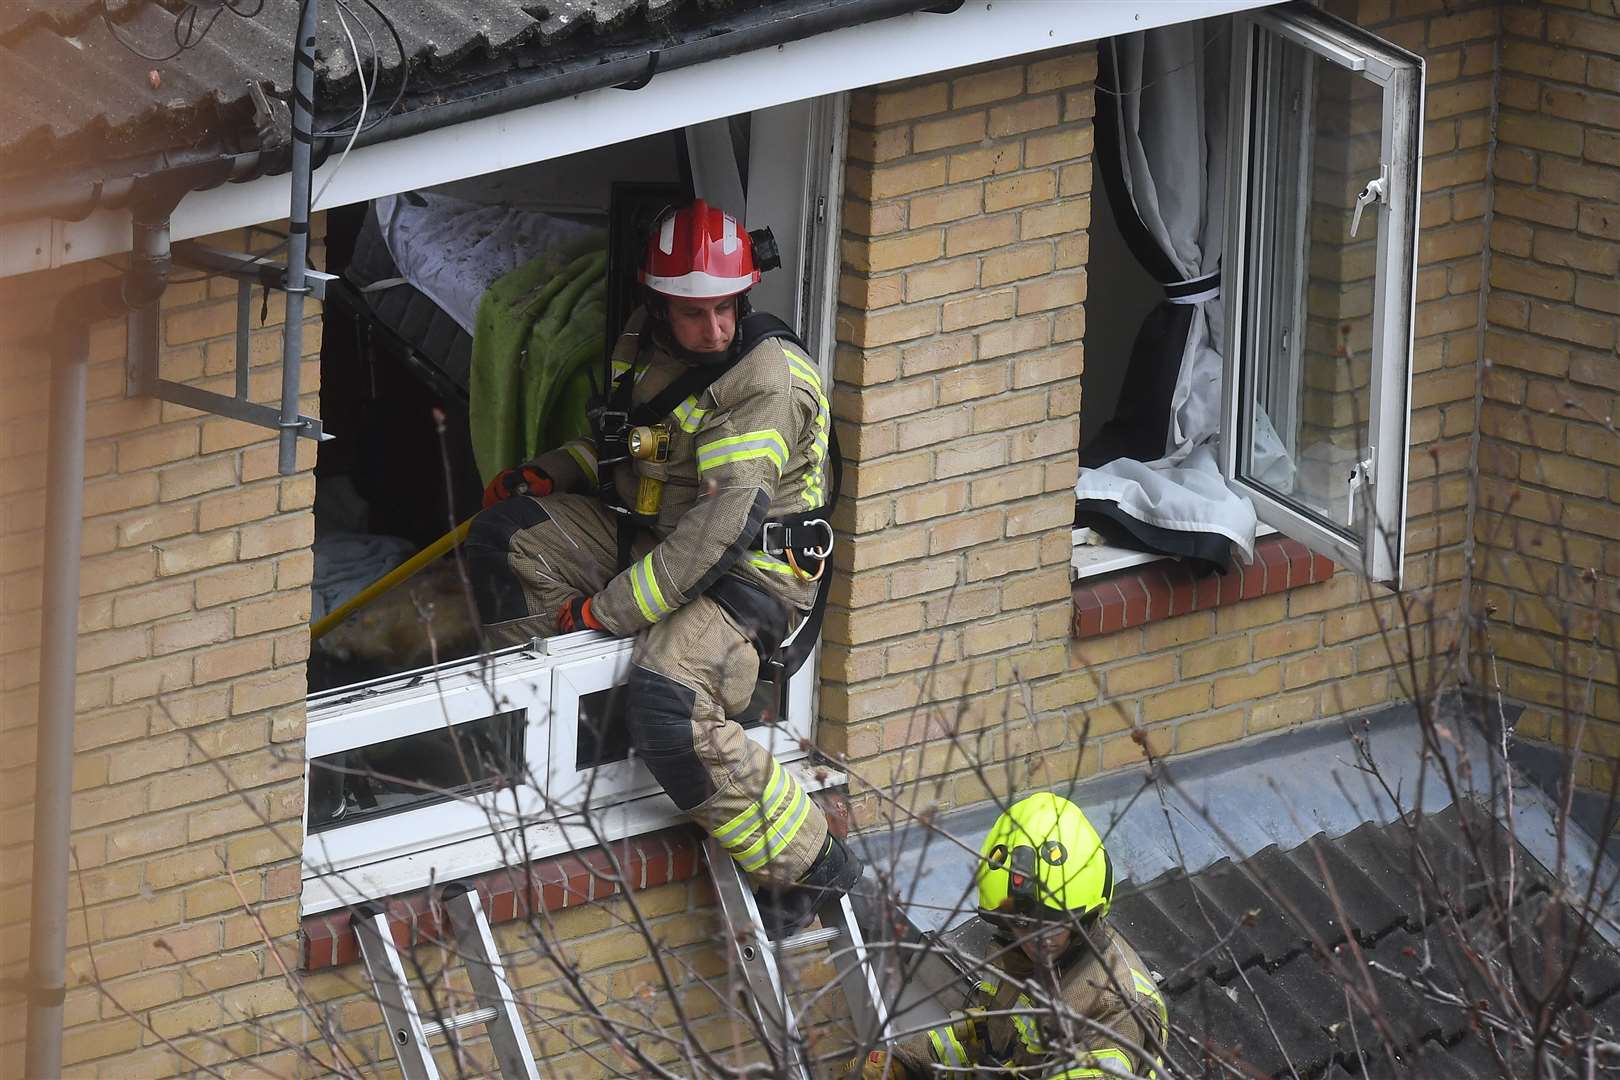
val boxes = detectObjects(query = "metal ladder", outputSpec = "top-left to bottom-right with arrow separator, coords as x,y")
703,836 -> 892,1080
353,884 -> 540,1080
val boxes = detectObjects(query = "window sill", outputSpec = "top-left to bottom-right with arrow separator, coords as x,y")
302,787 -> 851,971
1071,533 -> 1333,639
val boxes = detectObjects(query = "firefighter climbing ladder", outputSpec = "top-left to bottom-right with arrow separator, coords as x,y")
355,843 -> 890,1079
703,835 -> 892,1080
353,885 -> 540,1080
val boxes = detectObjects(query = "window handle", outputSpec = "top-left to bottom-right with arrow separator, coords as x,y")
1346,450 -> 1374,528
1349,169 -> 1388,238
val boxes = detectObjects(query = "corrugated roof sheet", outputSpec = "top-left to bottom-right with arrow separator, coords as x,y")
0,0 -> 726,179
1113,805 -> 1620,1077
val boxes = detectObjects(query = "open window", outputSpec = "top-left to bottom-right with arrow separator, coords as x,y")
1074,7 -> 1421,591
300,96 -> 847,911
1222,5 -> 1424,586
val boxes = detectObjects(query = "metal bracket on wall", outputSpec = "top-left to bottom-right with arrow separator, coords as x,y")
126,240 -> 334,445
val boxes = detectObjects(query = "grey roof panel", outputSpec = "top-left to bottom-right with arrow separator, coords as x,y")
0,0 -> 706,177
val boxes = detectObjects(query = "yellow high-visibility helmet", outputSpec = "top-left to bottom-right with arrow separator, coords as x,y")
975,793 -> 1114,923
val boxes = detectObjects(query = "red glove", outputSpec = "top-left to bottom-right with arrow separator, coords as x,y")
482,465 -> 552,509
556,595 -> 603,633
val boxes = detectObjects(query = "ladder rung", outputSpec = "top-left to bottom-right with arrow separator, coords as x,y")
420,1006 -> 500,1038
779,925 -> 841,954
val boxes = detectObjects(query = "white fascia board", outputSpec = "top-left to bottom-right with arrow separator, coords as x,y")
0,0 -> 1275,277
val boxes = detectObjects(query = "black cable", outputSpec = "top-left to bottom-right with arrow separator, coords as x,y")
101,0 -> 228,63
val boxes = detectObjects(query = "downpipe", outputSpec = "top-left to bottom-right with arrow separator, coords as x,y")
22,194 -> 173,1077
22,278 -> 128,1080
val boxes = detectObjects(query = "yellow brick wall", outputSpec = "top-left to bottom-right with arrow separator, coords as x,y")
822,3 -> 1492,821
825,49 -> 1097,823
297,882 -> 850,1078
0,223 -> 321,1077
1473,0 -> 1620,790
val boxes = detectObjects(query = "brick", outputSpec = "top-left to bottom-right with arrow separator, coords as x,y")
971,390 -> 1046,433
1015,272 -> 1085,315
234,592 -> 310,635
907,259 -> 978,306
985,171 -> 1058,212
900,337 -> 974,377
978,317 -> 1051,360
948,145 -> 1022,184
155,532 -> 237,576
988,96 -> 1060,138
117,424 -> 198,471
1213,665 -> 1282,708
1027,51 -> 1097,94
953,66 -> 1024,108
913,111 -> 988,153
869,158 -> 951,200
1024,126 -> 1094,168
981,243 -> 1056,286
856,82 -> 950,126
1176,709 -> 1247,754
910,187 -> 983,228
1534,230 -> 1620,275
941,289 -> 1015,331
197,484 -> 282,532
845,304 -> 938,348
861,229 -> 945,273
195,562 -> 276,608
158,457 -> 237,501
928,509 -> 1003,554
847,123 -> 911,163
152,610 -> 231,654
1142,682 -> 1212,724
1105,656 -> 1175,695
1497,113 -> 1583,158
116,503 -> 197,547
945,214 -> 1019,256
1020,199 -> 1090,240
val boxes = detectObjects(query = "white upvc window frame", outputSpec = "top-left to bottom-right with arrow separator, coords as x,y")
1221,4 -> 1424,588
300,92 -> 848,914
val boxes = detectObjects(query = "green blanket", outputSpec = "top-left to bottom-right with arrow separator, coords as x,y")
469,245 -> 607,484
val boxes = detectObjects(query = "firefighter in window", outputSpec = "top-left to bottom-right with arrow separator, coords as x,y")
467,199 -> 856,933
849,794 -> 1168,1079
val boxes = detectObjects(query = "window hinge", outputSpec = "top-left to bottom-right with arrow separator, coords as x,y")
1349,165 -> 1389,238
815,195 -> 826,223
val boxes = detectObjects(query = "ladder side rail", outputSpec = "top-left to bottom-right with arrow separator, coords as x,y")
821,893 -> 894,1049
444,887 -> 541,1080
353,907 -> 443,1080
702,837 -> 812,1080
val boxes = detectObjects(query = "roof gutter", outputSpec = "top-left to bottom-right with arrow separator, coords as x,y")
0,0 -> 949,228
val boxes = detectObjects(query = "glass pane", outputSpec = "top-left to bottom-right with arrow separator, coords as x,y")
308,709 -> 525,832
1240,30 -> 1385,540
573,678 -> 781,770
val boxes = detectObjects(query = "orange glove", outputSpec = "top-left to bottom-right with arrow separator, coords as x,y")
556,596 -> 603,633
482,465 -> 552,509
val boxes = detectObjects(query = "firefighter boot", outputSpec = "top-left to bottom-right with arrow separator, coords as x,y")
755,832 -> 864,940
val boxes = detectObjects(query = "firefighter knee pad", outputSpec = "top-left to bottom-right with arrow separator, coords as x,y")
465,497 -> 550,624
626,664 -> 710,810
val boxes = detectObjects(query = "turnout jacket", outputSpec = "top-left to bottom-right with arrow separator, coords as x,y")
895,920 -> 1167,1079
532,309 -> 828,635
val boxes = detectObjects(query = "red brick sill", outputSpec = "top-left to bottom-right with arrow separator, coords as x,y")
1071,534 -> 1334,639
301,796 -> 850,971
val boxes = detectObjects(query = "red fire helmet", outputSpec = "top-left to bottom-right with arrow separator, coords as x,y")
639,199 -> 761,300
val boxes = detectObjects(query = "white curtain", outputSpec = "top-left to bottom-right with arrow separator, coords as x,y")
1074,22 -> 1275,564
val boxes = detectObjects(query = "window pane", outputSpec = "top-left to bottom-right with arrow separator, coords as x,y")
1239,32 -> 1385,540
573,678 -> 781,770
308,709 -> 525,832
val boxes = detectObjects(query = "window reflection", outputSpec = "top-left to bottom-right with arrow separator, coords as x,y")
308,709 -> 526,832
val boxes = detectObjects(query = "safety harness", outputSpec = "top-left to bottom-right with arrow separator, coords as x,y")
589,312 -> 841,678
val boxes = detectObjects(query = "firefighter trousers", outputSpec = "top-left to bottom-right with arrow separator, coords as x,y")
466,493 -> 827,886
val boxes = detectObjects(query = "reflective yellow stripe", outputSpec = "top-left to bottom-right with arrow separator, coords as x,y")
1049,1047 -> 1133,1079
747,553 -> 796,575
926,1023 -> 968,1068
629,554 -> 672,623
563,440 -> 597,485
978,980 -> 1041,1054
713,761 -> 785,849
696,429 -> 788,474
1132,968 -> 1168,1071
735,776 -> 809,871
672,394 -> 709,433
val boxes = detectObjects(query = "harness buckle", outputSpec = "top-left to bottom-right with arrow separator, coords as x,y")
800,518 -> 834,560
760,521 -> 787,556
